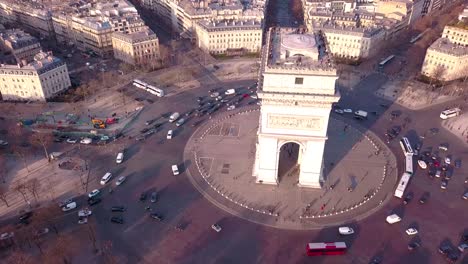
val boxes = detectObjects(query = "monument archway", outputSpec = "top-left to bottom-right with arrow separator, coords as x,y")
277,141 -> 302,183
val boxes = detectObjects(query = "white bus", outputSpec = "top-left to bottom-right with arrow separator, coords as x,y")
405,155 -> 413,175
378,55 -> 395,70
394,172 -> 412,198
440,108 -> 461,120
132,79 -> 165,97
400,137 -> 414,156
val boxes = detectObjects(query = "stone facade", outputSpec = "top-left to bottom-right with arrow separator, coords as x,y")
112,27 -> 160,66
0,29 -> 42,64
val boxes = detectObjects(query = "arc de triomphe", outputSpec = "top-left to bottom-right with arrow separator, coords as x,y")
252,27 -> 340,188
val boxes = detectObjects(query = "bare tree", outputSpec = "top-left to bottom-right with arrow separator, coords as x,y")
33,204 -> 60,235
5,249 -> 35,264
101,240 -> 117,264
41,233 -> 77,264
0,155 -> 7,183
12,148 -> 30,173
13,182 -> 29,204
430,65 -> 446,87
25,178 -> 41,201
0,188 -> 10,207
30,133 -> 53,162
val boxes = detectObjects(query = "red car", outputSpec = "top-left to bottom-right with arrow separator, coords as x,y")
242,94 -> 249,98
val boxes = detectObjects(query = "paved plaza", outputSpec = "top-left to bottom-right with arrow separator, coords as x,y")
185,107 -> 398,229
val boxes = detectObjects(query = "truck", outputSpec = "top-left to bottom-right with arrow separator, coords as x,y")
354,110 -> 368,120
169,112 -> 180,123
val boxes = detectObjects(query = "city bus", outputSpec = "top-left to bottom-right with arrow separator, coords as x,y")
394,172 -> 412,198
399,137 -> 414,156
132,79 -> 165,97
132,79 -> 147,89
306,242 -> 347,256
440,108 -> 461,120
378,55 -> 395,71
405,155 -> 414,175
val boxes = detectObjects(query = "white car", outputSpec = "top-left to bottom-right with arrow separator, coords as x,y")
167,130 -> 173,139
227,105 -> 236,111
445,157 -> 451,164
417,160 -> 427,169
66,138 -> 78,144
0,140 -> 8,146
334,109 -> 344,114
210,92 -> 220,98
343,109 -> 353,113
88,189 -> 100,198
100,172 -> 112,185
211,224 -> 222,232
80,138 -> 92,144
0,232 -> 14,240
406,228 -> 418,235
338,226 -> 354,235
78,217 -> 88,224
116,152 -> 124,164
78,208 -> 92,217
115,176 -> 126,186
172,165 -> 179,176
386,214 -> 401,224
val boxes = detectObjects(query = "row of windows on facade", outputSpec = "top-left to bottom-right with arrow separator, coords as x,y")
6,76 -> 69,89
426,54 -> 457,63
208,32 -> 261,38
210,37 -> 261,43
209,44 -> 259,49
328,36 -> 370,45
4,81 -> 68,96
329,42 -> 369,49
424,60 -> 457,69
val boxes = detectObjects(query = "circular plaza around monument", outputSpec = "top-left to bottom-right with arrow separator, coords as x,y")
184,106 -> 398,230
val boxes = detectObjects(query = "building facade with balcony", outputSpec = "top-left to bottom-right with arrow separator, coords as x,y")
112,27 -> 160,65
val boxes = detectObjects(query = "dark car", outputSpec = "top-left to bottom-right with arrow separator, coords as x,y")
444,170 -> 453,180
385,126 -> 401,139
197,97 -> 203,102
403,193 -> 413,205
145,119 -> 156,126
150,192 -> 158,203
408,242 -> 421,251
88,197 -> 102,206
185,110 -> 194,116
146,99 -> 154,104
110,216 -> 124,224
439,245 -> 451,255
111,206 -> 126,212
140,127 -> 150,133
461,233 -> 468,242
150,213 -> 163,221
446,252 -> 459,263
139,192 -> 147,201
419,192 -> 429,204
19,211 -> 33,221
54,137 -> 63,142
454,159 -> 462,168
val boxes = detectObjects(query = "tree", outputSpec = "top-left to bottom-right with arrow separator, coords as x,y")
101,240 -> 117,264
32,204 -> 60,235
25,178 -> 41,201
30,133 -> 53,162
0,188 -> 10,207
41,233 -> 77,264
12,148 -> 30,173
13,182 -> 29,204
430,65 -> 446,88
5,249 -> 35,264
0,155 -> 7,183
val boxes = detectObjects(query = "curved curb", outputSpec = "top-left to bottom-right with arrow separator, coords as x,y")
184,107 -> 399,230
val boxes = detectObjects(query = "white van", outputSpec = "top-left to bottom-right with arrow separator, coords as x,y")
169,112 -> 180,123
167,130 -> 173,139
100,172 -> 112,185
172,165 -> 179,175
116,152 -> 124,164
62,202 -> 77,212
386,214 -> 401,224
176,118 -> 185,127
225,89 -> 236,95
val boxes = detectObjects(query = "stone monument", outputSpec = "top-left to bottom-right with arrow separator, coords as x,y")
252,27 -> 340,188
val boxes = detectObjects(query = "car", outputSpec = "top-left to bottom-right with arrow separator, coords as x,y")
227,105 -> 236,111
172,165 -> 179,176
100,172 -> 112,185
462,192 -> 468,200
419,192 -> 429,204
88,189 -> 100,198
88,197 -> 101,206
33,227 -> 49,237
439,144 -> 448,151
144,129 -> 156,136
110,216 -> 124,224
115,176 -> 126,186
140,127 -> 150,133
167,130 -> 173,139
80,138 -> 92,144
343,109 -> 352,113
406,228 -> 418,235
78,217 -> 88,224
440,180 -> 448,189
445,157 -> 451,164
439,245 -> 452,255
461,233 -> 468,242
210,92 -> 220,98
116,152 -> 124,164
78,208 -> 92,217
446,252 -> 459,263
66,138 -> 78,144
0,140 -> 9,146
53,138 -> 63,143
417,160 -> 427,169
435,170 -> 442,178
139,192 -> 147,201
150,192 -> 158,203
58,199 -> 74,208
211,224 -> 222,232
197,97 -> 203,102
0,232 -> 14,240
338,227 -> 354,235
334,109 -> 344,114
150,213 -> 163,221
408,242 -> 421,251
135,135 -> 146,141
185,110 -> 194,116
454,159 -> 461,168
111,206 -> 125,212
62,202 -> 77,212
386,214 -> 401,224
458,243 -> 468,252
145,119 -> 156,126
444,170 -> 453,180
403,193 -> 413,205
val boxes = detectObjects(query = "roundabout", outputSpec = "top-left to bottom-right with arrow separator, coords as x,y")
185,106 -> 398,229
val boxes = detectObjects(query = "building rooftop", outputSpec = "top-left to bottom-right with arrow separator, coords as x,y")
314,21 -> 385,37
197,19 -> 262,31
112,28 -> 158,43
0,51 -> 65,74
0,29 -> 40,49
264,27 -> 335,73
428,37 -> 468,57
447,20 -> 468,31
